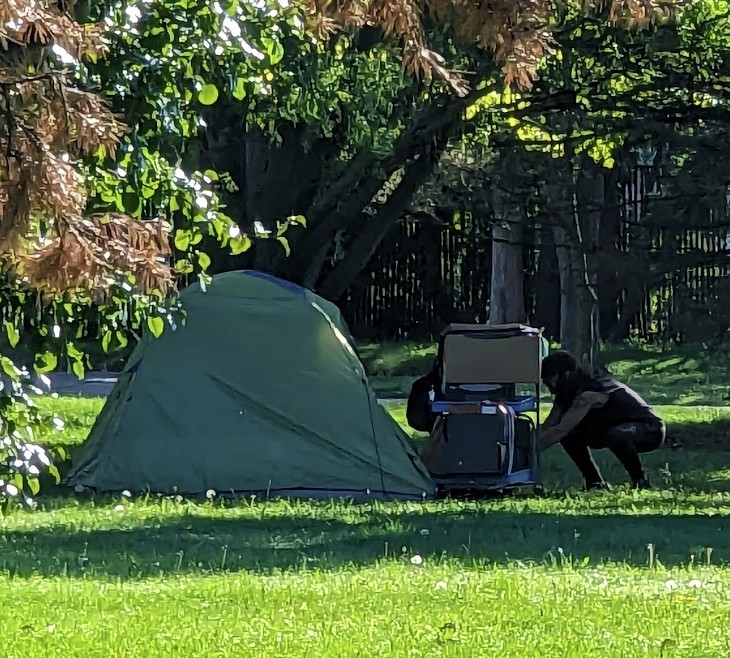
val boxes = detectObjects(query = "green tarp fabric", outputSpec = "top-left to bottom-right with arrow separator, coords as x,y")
65,271 -> 435,500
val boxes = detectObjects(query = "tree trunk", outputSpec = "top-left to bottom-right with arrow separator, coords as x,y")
276,149 -> 381,283
197,114 -> 337,273
596,167 -> 621,339
533,234 -> 560,339
555,165 -> 604,372
578,165 -> 605,371
488,222 -> 526,324
316,95 -> 471,300
554,226 -> 599,369
554,225 -> 577,351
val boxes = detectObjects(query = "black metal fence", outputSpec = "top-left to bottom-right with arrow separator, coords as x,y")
340,165 -> 730,342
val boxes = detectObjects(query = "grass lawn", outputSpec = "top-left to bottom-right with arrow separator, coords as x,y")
2,396 -> 730,656
361,339 -> 730,405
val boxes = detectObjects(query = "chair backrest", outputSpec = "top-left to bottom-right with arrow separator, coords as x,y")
439,324 -> 545,390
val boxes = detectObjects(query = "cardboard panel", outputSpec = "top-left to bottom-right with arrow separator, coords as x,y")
443,333 -> 543,384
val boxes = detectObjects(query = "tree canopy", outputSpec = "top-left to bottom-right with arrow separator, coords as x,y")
304,0 -> 677,93
2,0 -> 725,503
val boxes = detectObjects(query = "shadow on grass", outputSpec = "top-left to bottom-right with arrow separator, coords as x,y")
668,420 -> 730,451
2,502 -> 730,579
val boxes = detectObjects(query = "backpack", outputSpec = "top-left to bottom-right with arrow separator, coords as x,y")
406,362 -> 441,432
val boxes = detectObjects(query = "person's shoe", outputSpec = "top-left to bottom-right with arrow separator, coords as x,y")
585,480 -> 611,491
633,476 -> 652,490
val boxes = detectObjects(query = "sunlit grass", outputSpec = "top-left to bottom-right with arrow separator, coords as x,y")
363,340 -> 730,406
3,490 -> 730,656
4,562 -> 730,657
3,395 -> 730,656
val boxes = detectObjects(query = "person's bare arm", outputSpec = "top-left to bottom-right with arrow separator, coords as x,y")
541,403 -> 562,429
540,391 -> 609,451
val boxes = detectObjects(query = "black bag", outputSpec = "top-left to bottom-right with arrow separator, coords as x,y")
406,364 -> 440,432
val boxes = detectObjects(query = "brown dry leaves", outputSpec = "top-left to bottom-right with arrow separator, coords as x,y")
428,0 -> 556,90
24,213 -> 173,297
588,0 -> 678,27
304,0 -> 678,95
0,0 -> 108,61
0,0 -> 173,298
304,0 -> 469,94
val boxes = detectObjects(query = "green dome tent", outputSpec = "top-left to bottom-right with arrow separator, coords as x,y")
65,271 -> 434,500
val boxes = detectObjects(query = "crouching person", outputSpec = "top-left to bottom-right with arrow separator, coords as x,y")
540,350 -> 666,490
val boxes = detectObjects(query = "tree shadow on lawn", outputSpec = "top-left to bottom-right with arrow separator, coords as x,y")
10,434 -> 730,580
2,502 -> 730,579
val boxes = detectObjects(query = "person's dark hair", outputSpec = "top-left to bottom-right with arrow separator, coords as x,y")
542,349 -> 599,407
541,350 -> 578,381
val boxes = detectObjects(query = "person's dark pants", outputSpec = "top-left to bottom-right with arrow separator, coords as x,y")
560,420 -> 666,486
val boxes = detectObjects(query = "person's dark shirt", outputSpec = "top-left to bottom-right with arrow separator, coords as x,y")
554,371 -> 658,430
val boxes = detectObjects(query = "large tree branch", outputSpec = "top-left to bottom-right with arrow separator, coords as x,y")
272,87 -> 423,275
317,119 -> 458,300
274,149 -> 380,276
281,87 -> 483,281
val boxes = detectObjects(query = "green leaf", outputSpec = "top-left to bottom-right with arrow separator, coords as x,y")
230,234 -> 252,255
116,331 -> 129,349
147,316 -> 165,338
174,230 -> 191,251
34,352 -> 58,374
277,235 -> 291,256
48,464 -> 61,484
197,251 -> 211,270
4,321 -> 19,348
28,477 -> 40,496
261,36 -> 284,65
72,359 -> 85,380
102,331 -> 112,353
233,78 -> 247,100
174,259 -> 194,274
198,84 -> 219,105
1,356 -> 20,379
